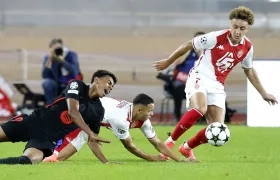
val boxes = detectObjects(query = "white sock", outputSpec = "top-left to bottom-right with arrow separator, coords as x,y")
166,136 -> 176,144
183,142 -> 191,149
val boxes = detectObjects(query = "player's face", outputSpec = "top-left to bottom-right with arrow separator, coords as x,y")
92,75 -> 114,98
136,103 -> 154,120
230,19 -> 249,43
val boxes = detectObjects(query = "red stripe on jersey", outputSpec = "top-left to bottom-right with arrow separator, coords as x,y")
46,97 -> 66,108
192,39 -> 197,50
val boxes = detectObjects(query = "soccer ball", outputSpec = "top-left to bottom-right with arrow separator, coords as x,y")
205,122 -> 230,146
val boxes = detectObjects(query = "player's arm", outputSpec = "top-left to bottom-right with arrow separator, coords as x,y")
120,135 -> 157,161
65,80 -> 95,137
87,134 -> 109,164
148,136 -> 181,162
241,46 -> 265,93
164,41 -> 193,67
166,32 -> 217,66
141,120 -> 181,162
242,46 -> 277,105
153,31 -> 218,70
111,123 -> 156,161
244,68 -> 267,96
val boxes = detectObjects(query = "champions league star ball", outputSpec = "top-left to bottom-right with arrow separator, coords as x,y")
205,122 -> 230,146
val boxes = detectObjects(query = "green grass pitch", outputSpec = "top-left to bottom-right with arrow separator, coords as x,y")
0,125 -> 280,180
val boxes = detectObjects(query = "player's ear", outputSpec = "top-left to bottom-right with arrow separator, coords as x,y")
137,108 -> 142,114
93,77 -> 99,84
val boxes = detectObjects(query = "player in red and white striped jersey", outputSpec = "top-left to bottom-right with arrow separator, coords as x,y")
43,94 -> 183,163
153,6 -> 277,161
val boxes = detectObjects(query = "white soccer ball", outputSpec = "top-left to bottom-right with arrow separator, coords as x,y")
205,122 -> 230,146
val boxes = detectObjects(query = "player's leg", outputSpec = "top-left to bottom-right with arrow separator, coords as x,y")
161,92 -> 207,159
57,143 -> 78,161
43,128 -> 87,162
0,140 -> 49,165
179,93 -> 226,161
0,115 -> 30,142
58,129 -> 88,161
0,126 -> 10,142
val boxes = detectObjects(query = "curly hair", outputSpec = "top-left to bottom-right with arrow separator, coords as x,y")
229,6 -> 254,26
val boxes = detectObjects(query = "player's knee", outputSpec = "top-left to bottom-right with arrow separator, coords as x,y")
194,106 -> 207,115
18,156 -> 32,164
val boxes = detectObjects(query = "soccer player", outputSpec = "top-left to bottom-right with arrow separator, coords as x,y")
0,70 -> 117,165
43,94 -> 183,162
152,6 -> 278,161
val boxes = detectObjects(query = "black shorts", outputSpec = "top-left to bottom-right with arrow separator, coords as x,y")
1,114 -> 32,142
1,114 -> 55,157
24,139 -> 55,158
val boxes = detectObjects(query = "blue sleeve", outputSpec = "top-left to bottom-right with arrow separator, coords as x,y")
42,55 -> 54,79
62,51 -> 79,77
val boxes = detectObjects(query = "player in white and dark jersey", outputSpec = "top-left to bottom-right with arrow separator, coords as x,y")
153,6 -> 278,161
0,70 -> 117,165
43,94 -> 182,163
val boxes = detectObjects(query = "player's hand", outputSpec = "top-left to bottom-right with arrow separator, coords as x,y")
152,59 -> 170,71
262,93 -> 278,105
149,155 -> 167,162
89,133 -> 111,144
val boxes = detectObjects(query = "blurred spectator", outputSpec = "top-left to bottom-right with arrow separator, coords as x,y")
0,75 -> 16,117
171,31 -> 206,122
42,38 -> 81,104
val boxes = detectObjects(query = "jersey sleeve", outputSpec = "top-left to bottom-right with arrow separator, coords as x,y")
241,46 -> 253,69
192,31 -> 218,50
140,120 -> 156,139
107,113 -> 130,139
65,80 -> 84,101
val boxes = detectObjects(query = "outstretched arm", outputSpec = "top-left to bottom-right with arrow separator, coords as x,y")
87,135 -> 109,164
244,68 -> 277,105
120,136 -> 162,162
148,136 -> 181,162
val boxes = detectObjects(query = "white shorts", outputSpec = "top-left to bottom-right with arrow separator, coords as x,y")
185,73 -> 226,110
58,128 -> 88,151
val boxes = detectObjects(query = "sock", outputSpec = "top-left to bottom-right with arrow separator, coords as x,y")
0,156 -> 32,165
165,136 -> 176,144
184,128 -> 208,149
171,108 -> 203,141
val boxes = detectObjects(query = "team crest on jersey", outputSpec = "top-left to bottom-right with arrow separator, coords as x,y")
117,129 -> 126,134
200,36 -> 207,44
70,82 -> 78,89
237,50 -> 243,58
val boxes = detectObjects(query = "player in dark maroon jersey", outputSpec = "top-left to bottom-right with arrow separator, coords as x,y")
0,70 -> 117,165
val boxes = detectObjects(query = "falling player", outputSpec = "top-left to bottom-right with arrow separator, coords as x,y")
152,6 -> 278,161
0,70 -> 117,164
43,94 -> 183,162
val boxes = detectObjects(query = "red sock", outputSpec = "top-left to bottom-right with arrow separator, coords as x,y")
171,108 -> 203,141
187,128 -> 208,149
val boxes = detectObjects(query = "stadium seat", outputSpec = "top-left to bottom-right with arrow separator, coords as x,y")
13,83 -> 46,109
159,90 -> 173,122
